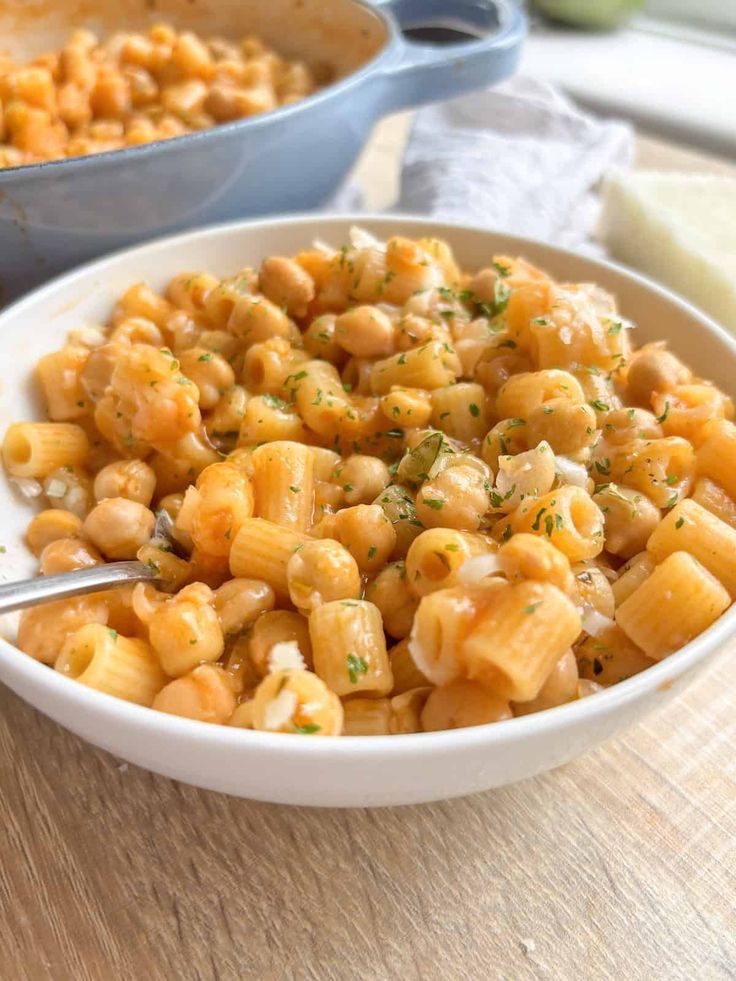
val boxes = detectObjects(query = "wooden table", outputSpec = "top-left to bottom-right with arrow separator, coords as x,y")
2,117 -> 736,981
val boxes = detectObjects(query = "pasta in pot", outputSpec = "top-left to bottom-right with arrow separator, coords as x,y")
4,229 -> 736,735
0,24 -> 326,168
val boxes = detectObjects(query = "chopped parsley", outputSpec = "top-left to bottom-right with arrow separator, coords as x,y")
589,400 -> 609,413
422,498 -> 444,510
198,353 -> 213,362
107,629 -> 118,642
656,401 -> 670,424
523,602 -> 542,615
346,653 -> 369,684
367,545 -> 377,560
675,517 -> 685,529
293,723 -> 321,734
469,403 -> 480,417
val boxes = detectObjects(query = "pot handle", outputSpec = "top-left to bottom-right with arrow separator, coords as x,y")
373,0 -> 526,112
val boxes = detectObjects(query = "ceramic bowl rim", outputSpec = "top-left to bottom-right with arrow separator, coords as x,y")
1,210 -> 734,759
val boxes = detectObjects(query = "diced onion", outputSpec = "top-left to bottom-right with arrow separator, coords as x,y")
68,325 -> 107,348
581,608 -> 615,637
554,456 -> 589,488
9,477 -> 42,499
458,553 -> 503,584
45,478 -> 67,499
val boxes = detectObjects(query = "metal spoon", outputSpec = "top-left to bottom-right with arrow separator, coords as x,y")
0,508 -> 182,616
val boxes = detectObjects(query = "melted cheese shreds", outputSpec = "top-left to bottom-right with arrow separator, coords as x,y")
268,641 -> 306,674
262,688 -> 298,731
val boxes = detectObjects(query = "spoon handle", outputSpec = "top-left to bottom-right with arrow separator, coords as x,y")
0,561 -> 158,615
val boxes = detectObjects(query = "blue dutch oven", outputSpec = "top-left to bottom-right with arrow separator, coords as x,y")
0,0 -> 525,300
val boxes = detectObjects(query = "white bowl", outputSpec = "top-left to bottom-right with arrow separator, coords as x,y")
1,214 -> 734,808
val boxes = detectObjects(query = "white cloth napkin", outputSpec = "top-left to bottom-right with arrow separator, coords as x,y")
333,76 -> 634,254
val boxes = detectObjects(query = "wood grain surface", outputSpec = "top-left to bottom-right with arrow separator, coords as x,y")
2,123 -> 736,981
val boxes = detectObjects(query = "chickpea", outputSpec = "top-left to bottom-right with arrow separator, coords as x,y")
228,294 -> 292,344
467,267 -> 498,305
214,578 -> 275,634
421,679 -> 512,731
252,669 -> 343,735
153,665 -> 236,725
513,649 -> 578,716
627,346 -> 691,405
481,419 -> 528,470
249,610 -> 313,675
364,562 -> 418,639
526,400 -> 598,455
287,539 -> 361,613
416,465 -> 489,531
334,306 -> 395,358
93,458 -> 156,506
593,483 -> 661,559
83,497 -> 155,560
25,509 -> 83,556
178,348 -> 235,410
380,387 -> 432,429
311,447 -> 342,482
17,595 -> 109,666
39,537 -> 103,575
603,407 -> 663,445
498,533 -> 574,594
148,582 -> 224,677
259,256 -> 315,318
390,687 -> 432,734
228,700 -> 255,728
334,454 -> 390,506
334,503 -> 397,573
303,314 -> 347,366
475,352 -> 533,400
136,543 -> 190,592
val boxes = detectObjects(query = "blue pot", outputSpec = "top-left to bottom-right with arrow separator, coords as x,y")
0,0 -> 525,302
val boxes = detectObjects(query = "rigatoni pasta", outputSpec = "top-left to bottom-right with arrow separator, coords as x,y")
4,228 -> 735,736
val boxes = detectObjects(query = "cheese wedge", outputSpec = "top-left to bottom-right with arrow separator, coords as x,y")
600,171 -> 736,334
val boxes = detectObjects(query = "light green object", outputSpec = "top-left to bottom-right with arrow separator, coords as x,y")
533,0 -> 644,29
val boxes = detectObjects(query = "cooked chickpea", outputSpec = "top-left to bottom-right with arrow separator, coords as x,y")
512,649 -> 578,715
592,483 -> 661,558
153,664 -> 236,724
334,306 -> 395,358
303,314 -> 347,366
526,399 -> 598,455
334,454 -> 390,506
136,543 -> 190,592
335,504 -> 397,573
249,610 -> 313,675
416,465 -> 489,531
467,267 -> 498,305
421,679 -> 512,731
25,509 -> 83,556
364,562 -> 418,639
39,537 -> 103,575
178,348 -> 235,410
93,458 -> 156,506
627,346 -> 691,405
287,539 -> 361,612
214,578 -> 275,634
83,497 -> 155,559
259,256 -> 315,319
252,669 -> 343,735
148,582 -> 224,677
498,533 -> 574,594
380,387 -> 433,428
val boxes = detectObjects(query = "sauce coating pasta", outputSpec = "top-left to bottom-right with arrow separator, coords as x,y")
4,228 -> 735,735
